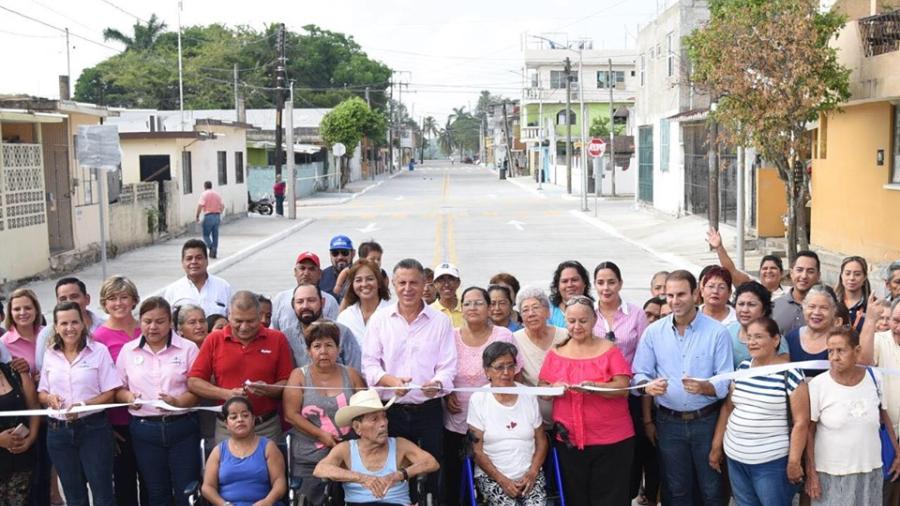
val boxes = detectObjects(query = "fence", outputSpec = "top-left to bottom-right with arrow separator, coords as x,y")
247,162 -> 328,200
109,182 -> 159,252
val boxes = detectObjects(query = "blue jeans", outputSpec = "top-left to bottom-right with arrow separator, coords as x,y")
727,456 -> 797,506
46,413 -> 115,506
130,414 -> 202,506
202,213 -> 220,253
656,409 -> 725,506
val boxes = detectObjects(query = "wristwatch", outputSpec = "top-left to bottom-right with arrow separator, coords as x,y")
400,467 -> 409,482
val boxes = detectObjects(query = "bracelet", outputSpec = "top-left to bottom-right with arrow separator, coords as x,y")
400,467 -> 409,482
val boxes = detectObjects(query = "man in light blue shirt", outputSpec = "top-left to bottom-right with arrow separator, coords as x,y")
632,270 -> 733,506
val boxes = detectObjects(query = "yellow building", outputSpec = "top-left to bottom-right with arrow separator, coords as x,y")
810,0 -> 900,266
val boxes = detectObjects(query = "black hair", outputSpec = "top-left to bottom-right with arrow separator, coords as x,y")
220,396 -> 253,420
734,281 -> 773,317
181,239 -> 208,259
358,241 -> 383,258
461,286 -> 490,304
203,181 -> 213,190
643,296 -> 666,310
549,260 -> 591,307
666,270 -> 698,293
759,255 -> 784,271
482,341 -> 518,369
487,284 -> 513,303
593,261 -> 623,282
55,277 -> 87,296
206,314 -> 226,333
794,250 -> 821,271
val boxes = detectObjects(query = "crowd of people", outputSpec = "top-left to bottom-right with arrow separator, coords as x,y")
0,231 -> 899,506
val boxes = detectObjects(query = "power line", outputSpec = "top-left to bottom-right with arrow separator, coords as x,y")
0,4 -> 119,51
97,0 -> 147,23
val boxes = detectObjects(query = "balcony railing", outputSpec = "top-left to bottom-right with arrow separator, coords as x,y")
520,126 -> 543,142
860,10 -> 900,57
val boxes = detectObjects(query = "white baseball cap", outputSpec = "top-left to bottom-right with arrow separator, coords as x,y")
434,262 -> 460,280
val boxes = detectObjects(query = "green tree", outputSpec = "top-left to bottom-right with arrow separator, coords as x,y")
588,116 -> 623,138
320,97 -> 384,150
686,0 -> 849,261
422,116 -> 438,139
76,24 -> 392,111
103,14 -> 168,51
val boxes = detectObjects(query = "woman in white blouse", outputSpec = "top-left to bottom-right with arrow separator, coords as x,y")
336,259 -> 391,346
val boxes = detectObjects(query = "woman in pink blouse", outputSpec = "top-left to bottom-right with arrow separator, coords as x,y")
93,275 -> 143,505
443,286 -> 520,506
1,288 -> 43,374
539,295 -> 635,506
116,296 -> 200,506
38,301 -> 121,506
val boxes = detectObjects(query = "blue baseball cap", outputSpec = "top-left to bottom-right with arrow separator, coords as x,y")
329,235 -> 353,250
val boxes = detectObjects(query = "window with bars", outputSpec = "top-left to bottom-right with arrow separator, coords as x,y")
234,151 -> 244,184
217,151 -> 227,185
182,151 -> 193,194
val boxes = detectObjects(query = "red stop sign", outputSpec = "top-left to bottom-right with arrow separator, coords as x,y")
588,138 -> 606,158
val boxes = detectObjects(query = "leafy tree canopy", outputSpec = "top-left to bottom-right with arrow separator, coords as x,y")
686,0 -> 850,258
320,97 -> 386,151
76,21 -> 392,111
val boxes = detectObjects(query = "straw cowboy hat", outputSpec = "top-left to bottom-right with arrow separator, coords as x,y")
335,389 -> 396,427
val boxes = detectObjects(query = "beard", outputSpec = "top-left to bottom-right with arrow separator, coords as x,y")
297,309 -> 321,326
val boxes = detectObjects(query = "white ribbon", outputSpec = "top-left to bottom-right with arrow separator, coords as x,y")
0,399 -> 219,418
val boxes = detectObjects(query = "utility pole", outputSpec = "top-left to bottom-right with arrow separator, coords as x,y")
608,58 -> 617,197
365,86 -> 375,179
176,0 -> 185,130
502,100 -> 512,179
233,63 -> 240,121
65,28 -> 71,97
736,145 -> 745,270
578,49 -> 587,211
388,82 -> 394,173
564,57 -> 573,194
538,88 -> 544,190
273,23 -> 286,177
286,82 -> 296,219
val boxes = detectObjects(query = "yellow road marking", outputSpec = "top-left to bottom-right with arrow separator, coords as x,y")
448,213 -> 458,266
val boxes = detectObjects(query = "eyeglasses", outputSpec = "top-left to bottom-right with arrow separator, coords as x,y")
462,301 -> 487,308
489,363 -> 516,373
434,277 -> 458,285
331,249 -> 351,257
565,295 -> 593,308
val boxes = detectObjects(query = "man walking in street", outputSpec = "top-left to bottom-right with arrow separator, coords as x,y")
632,270 -> 733,506
430,262 -> 463,327
320,235 -> 355,300
772,250 -> 821,335
188,290 -> 294,443
163,239 -> 233,317
362,258 -> 457,502
273,173 -> 286,216
196,180 -> 224,258
283,283 -> 361,369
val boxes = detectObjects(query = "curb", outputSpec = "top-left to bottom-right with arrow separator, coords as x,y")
150,217 -> 314,297
299,171 -> 402,207
569,210 -> 704,273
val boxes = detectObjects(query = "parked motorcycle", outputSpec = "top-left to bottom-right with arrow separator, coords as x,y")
248,192 -> 274,215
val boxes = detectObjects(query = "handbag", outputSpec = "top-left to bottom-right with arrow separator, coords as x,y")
866,367 -> 896,479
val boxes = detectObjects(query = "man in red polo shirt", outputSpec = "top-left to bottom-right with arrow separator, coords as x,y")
188,290 -> 293,442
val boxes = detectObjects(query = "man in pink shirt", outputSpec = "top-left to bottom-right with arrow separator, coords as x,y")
361,258 -> 457,501
195,180 -> 225,258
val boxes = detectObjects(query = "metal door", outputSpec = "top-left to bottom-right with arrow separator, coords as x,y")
41,121 -> 74,253
638,126 -> 653,202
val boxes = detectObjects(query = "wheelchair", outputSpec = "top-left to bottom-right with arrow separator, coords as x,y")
460,424 -> 569,506
184,433 -> 304,505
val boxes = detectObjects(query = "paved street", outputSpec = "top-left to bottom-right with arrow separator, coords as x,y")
219,162 -> 676,303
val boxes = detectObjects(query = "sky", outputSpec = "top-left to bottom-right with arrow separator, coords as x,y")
1,0 -> 682,121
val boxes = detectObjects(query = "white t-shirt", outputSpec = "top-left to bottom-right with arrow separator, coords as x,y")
513,327 -> 568,425
874,330 -> 900,435
809,369 -> 884,475
466,386 -> 542,480
162,274 -> 233,318
337,299 -> 391,348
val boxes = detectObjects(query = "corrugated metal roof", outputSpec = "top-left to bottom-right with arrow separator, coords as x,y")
107,108 -> 331,133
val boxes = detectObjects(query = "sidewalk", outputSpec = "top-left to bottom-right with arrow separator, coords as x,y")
297,170 -> 400,207
17,214 -> 313,307
507,175 -> 763,276
14,172 -> 403,305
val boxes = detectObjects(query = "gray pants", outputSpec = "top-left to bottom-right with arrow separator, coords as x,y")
214,414 -> 283,445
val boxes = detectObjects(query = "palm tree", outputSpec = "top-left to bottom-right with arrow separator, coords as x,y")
422,116 -> 438,139
103,14 -> 167,51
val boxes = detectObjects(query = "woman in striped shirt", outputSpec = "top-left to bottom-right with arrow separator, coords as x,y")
709,316 -> 809,506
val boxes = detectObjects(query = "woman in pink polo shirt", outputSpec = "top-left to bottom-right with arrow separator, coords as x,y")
93,275 -> 144,505
38,301 -> 121,506
116,296 -> 201,506
539,295 -> 635,506
1,288 -> 44,374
